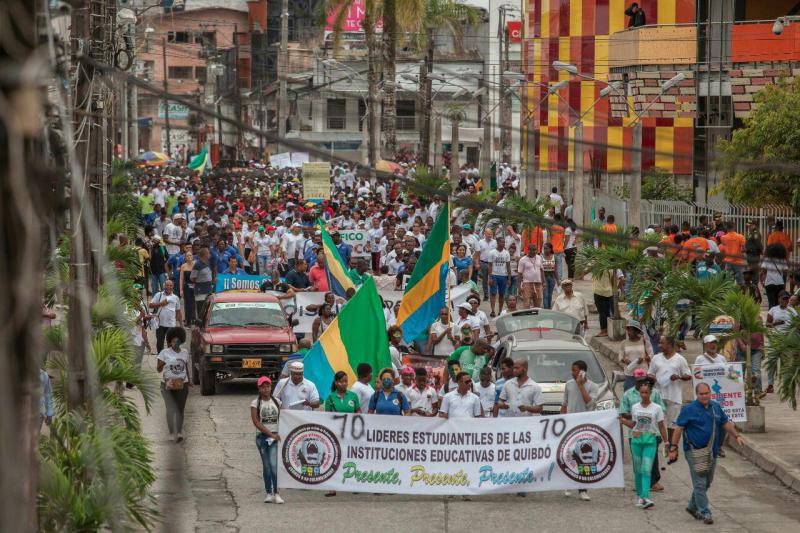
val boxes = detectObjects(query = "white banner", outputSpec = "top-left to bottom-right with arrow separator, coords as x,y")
691,363 -> 747,423
339,229 -> 370,257
277,410 -> 624,495
270,152 -> 292,168
293,290 -> 404,334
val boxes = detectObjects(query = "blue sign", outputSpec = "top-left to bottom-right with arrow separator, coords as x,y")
216,273 -> 270,292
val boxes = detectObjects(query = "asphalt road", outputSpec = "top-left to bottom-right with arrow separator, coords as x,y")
137,318 -> 800,533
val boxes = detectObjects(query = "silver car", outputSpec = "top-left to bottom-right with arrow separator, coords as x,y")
491,309 -> 619,415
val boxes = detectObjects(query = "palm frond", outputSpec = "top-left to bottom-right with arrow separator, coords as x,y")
765,313 -> 800,410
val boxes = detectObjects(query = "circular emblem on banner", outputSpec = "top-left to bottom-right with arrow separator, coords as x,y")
556,424 -> 617,483
282,424 -> 341,484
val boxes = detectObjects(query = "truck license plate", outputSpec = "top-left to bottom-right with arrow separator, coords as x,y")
242,358 -> 262,369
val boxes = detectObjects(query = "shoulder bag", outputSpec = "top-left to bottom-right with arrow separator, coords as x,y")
687,405 -> 716,477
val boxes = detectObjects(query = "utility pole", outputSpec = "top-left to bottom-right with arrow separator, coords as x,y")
419,26 -> 434,168
630,123 -> 643,230
500,10 -> 512,164
161,37 -> 171,156
449,109 -> 462,186
233,25 -> 242,161
573,123 -> 584,226
277,0 -> 289,153
216,71 -> 224,158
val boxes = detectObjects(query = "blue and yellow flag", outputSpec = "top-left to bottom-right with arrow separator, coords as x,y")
396,202 -> 450,343
188,145 -> 210,175
320,224 -> 355,297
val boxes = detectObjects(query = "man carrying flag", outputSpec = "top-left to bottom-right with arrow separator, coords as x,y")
187,145 -> 210,175
318,224 -> 355,297
396,203 -> 450,344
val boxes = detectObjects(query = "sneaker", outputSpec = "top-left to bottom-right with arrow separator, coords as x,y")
490,312 -> 496,318
635,498 -> 645,508
766,385 -> 774,393
563,490 -> 571,496
703,515 -> 714,525
176,433 -> 184,443
686,508 -> 702,520
642,498 -> 655,509
264,494 -> 273,503
274,494 -> 284,504
579,491 -> 591,501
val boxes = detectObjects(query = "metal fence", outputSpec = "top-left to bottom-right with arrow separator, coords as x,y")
641,200 -> 800,263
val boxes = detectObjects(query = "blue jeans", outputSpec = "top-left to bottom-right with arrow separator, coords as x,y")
255,433 -> 278,495
149,272 -> 167,294
508,275 -> 518,297
686,452 -> 716,518
750,348 -> 768,391
554,252 -> 564,280
543,274 -> 556,309
480,261 -> 490,298
257,255 -> 270,276
725,263 -> 744,285
490,275 -> 508,296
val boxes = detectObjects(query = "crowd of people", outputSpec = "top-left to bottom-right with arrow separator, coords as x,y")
124,159 -> 792,521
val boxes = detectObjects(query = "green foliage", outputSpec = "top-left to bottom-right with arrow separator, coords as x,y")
406,165 -> 452,197
495,194 -> 549,233
662,270 -> 738,337
410,0 -> 483,54
717,77 -> 800,210
641,170 -> 694,202
766,314 -> 800,410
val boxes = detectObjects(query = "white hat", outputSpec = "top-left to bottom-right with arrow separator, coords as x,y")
286,202 -> 296,207
644,227 -> 655,234
187,204 -> 196,212
289,361 -> 304,372
703,334 -> 719,344
457,302 -> 473,312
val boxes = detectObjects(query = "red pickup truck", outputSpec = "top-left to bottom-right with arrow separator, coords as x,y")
190,292 -> 298,395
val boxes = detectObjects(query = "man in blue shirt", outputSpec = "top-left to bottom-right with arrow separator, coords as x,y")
695,251 -> 721,280
331,230 -> 352,268
221,255 -> 246,276
167,245 -> 186,295
668,382 -> 744,524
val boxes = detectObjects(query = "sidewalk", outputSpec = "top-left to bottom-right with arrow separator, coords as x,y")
575,282 -> 800,494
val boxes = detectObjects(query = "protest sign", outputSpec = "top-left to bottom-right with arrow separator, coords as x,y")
339,229 -> 369,257
293,290 -> 404,334
278,410 -> 623,495
269,152 -> 292,169
691,362 -> 747,422
215,273 -> 270,293
303,161 -> 332,199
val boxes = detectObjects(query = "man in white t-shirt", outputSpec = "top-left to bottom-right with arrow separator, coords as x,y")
649,336 -> 691,440
410,367 -> 439,416
694,335 -> 727,365
282,224 -> 305,268
439,371 -> 483,418
428,308 -> 458,356
149,279 -> 182,353
498,359 -> 543,417
488,238 -> 512,317
162,215 -> 184,257
474,367 -> 496,414
474,229 -> 497,299
274,362 -> 321,411
351,363 -> 375,411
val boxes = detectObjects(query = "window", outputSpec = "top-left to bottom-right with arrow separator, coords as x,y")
199,31 -> 216,47
396,99 -> 415,130
327,98 -> 346,130
195,66 -> 207,82
167,31 -> 190,43
168,66 -> 193,79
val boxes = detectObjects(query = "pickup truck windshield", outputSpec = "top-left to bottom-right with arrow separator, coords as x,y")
208,302 -> 285,328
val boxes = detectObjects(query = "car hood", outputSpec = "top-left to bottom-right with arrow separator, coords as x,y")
204,327 -> 295,344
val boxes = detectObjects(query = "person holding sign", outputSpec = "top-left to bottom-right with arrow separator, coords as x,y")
497,359 -> 544,417
250,377 -> 283,504
368,368 -> 410,416
619,381 -> 668,510
274,362 -> 320,411
695,335 -> 727,365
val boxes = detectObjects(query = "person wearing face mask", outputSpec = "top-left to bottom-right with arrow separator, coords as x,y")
368,368 -> 410,415
157,327 -> 192,443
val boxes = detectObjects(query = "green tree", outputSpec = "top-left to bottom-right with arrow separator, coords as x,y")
717,78 -> 800,211
766,314 -> 800,409
641,169 -> 694,202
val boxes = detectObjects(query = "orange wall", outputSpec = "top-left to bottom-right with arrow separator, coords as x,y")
732,22 -> 800,62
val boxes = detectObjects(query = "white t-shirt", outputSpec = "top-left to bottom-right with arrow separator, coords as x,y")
631,401 -> 664,436
474,382 -> 496,412
368,227 -> 384,253
429,320 -> 458,356
761,258 -> 788,286
769,305 -> 797,333
275,377 -> 320,410
477,239 -> 497,262
650,352 -> 691,404
250,396 -> 282,434
253,234 -> 275,257
153,188 -> 167,207
351,380 -> 375,412
440,390 -> 482,418
694,353 -> 727,365
411,385 -> 439,415
474,310 -> 490,337
157,347 -> 188,383
499,378 -> 543,417
283,232 -> 305,260
455,315 -> 480,334
163,222 -> 183,256
151,292 -> 181,328
488,249 -> 511,277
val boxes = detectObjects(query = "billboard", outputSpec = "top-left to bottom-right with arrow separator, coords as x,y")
325,1 -> 383,34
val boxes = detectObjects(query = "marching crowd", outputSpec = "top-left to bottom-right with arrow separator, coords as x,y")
125,160 -> 794,523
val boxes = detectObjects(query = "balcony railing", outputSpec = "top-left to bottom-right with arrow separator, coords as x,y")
327,116 -> 346,130
608,24 -> 697,69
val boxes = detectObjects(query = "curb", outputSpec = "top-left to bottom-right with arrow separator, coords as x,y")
590,334 -> 800,494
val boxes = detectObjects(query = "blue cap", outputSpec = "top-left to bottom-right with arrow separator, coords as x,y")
462,224 -> 472,230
